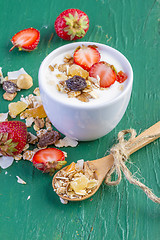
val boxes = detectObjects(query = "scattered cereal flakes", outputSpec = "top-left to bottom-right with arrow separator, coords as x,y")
49,65 -> 54,71
23,144 -> 30,151
33,87 -> 40,96
33,124 -> 40,132
0,112 -> 8,122
7,68 -> 27,80
3,92 -> 17,101
34,118 -> 45,129
14,154 -> 23,161
36,129 -> 47,138
23,150 -> 35,161
45,122 -> 52,131
67,91 -> 81,98
16,176 -> 26,184
0,155 -> 14,169
119,85 -> 124,91
0,67 -> 4,84
60,197 -> 68,204
89,91 -> 99,99
76,92 -> 91,102
8,101 -> 28,118
55,136 -> 78,148
58,64 -> 69,73
25,117 -> 34,127
56,73 -> 68,81
27,132 -> 38,144
17,74 -> 33,89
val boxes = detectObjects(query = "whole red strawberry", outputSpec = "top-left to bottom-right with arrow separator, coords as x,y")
54,9 -> 89,40
32,148 -> 67,174
0,121 -> 27,156
10,27 -> 40,52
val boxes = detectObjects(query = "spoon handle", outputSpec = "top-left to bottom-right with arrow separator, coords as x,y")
128,121 -> 160,155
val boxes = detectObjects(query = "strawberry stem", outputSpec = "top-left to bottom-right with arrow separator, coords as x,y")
9,44 -> 17,52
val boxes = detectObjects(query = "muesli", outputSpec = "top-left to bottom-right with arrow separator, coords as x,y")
53,160 -> 98,200
47,45 -> 128,103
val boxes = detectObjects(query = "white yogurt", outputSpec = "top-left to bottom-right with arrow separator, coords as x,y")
44,44 -> 128,106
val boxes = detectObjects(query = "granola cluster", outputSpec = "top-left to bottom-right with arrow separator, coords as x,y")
53,160 -> 98,200
48,52 -> 100,102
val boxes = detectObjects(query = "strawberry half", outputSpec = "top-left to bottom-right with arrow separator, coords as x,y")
54,9 -> 89,40
0,121 -> 27,156
10,27 -> 40,52
74,45 -> 101,71
89,61 -> 117,88
32,148 -> 67,174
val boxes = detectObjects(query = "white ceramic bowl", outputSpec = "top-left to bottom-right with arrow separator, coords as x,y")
38,42 -> 133,141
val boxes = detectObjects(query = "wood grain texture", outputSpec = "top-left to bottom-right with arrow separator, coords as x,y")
0,0 -> 160,239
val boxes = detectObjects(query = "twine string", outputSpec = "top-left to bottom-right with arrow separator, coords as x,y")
105,129 -> 160,204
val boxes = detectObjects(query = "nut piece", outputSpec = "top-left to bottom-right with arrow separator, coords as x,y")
17,74 -> 33,89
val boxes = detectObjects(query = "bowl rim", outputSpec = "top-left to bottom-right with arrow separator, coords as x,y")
38,41 -> 133,109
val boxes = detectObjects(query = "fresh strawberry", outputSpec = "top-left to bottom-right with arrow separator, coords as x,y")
10,27 -> 40,52
32,148 -> 67,174
116,71 -> 128,83
89,61 -> 117,88
0,121 -> 27,156
54,9 -> 89,40
74,45 -> 101,71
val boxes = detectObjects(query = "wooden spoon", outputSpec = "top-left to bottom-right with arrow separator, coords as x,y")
52,121 -> 160,201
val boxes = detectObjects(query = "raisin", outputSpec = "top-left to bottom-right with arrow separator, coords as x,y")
38,130 -> 61,148
66,76 -> 87,91
3,81 -> 18,93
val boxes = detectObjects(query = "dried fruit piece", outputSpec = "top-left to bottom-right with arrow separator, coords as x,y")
3,92 -> 17,101
38,130 -> 61,148
68,64 -> 89,78
3,81 -> 17,93
65,162 -> 76,172
70,175 -> 89,193
21,105 -> 47,118
9,101 -> 28,118
17,74 -> 33,89
66,76 -> 87,91
116,71 -> 128,83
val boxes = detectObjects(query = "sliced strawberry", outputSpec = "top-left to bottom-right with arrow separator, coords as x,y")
73,46 -> 101,71
89,61 -> 117,88
10,27 -> 40,52
32,148 -> 66,174
116,71 -> 128,83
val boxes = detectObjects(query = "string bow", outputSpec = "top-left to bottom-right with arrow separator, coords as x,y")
105,129 -> 160,204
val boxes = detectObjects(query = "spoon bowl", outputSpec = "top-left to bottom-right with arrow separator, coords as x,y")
52,121 -> 160,201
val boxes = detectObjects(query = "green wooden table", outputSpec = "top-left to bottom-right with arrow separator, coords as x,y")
0,0 -> 160,239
